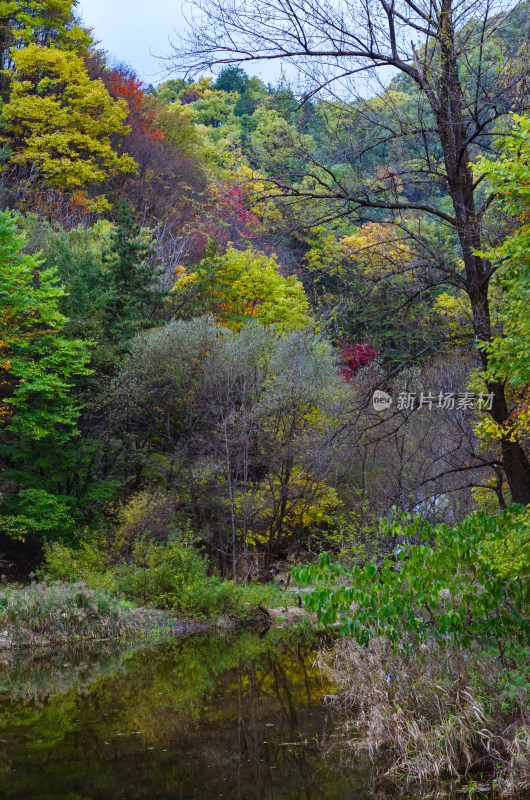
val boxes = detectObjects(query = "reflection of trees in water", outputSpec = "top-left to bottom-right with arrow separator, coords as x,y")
0,630 -> 364,799
225,639 -> 339,799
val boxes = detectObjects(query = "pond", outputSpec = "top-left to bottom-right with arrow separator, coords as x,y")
0,626 -> 374,800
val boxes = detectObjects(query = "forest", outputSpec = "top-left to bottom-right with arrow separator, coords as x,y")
2,0 -> 530,794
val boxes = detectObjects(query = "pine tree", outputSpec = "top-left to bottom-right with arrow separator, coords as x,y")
102,203 -> 167,344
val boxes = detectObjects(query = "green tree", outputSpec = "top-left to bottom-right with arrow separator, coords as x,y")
214,66 -> 249,94
476,116 -> 530,390
0,210 -> 91,540
192,87 -> 238,127
102,203 -> 168,345
22,215 -> 113,342
0,210 -> 90,440
472,115 -> 530,451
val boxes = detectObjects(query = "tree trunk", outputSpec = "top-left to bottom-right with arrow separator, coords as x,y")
435,0 -> 530,505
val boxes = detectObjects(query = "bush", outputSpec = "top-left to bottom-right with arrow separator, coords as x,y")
296,505 -> 530,649
298,505 -> 530,793
116,536 -> 282,616
116,535 -> 231,615
0,581 -> 129,647
43,538 -> 117,593
44,533 -> 282,618
108,490 -> 178,555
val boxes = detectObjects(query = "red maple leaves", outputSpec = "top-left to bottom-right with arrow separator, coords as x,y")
338,342 -> 377,381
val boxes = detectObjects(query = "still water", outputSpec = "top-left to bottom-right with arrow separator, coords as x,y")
0,628 -> 373,799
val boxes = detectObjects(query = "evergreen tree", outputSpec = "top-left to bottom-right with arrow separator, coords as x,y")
102,203 -> 167,345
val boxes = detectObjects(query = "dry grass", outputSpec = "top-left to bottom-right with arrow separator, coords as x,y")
317,637 -> 530,796
0,581 -> 132,647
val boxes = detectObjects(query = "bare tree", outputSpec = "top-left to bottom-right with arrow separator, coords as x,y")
169,0 -> 530,503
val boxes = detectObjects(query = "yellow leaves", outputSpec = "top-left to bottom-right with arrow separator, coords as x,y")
6,0 -> 93,55
176,246 -> 312,332
232,165 -> 284,227
341,222 -> 414,279
433,291 -> 472,339
172,266 -> 198,291
298,406 -> 328,434
241,471 -> 342,546
474,415 -> 509,443
2,45 -> 136,202
304,223 -> 416,282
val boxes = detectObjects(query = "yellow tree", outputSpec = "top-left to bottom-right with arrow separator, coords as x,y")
2,44 -> 136,208
173,245 -> 312,331
341,222 -> 413,279
0,0 -> 92,96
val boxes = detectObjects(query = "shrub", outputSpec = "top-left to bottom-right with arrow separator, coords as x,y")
299,505 -> 530,793
116,535 -> 229,615
43,538 -> 117,593
295,505 -> 530,650
43,530 -> 284,619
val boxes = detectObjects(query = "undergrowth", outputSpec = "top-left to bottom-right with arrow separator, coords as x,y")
318,637 -> 530,797
43,535 -> 283,619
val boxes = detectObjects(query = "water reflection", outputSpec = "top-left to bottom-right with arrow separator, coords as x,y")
0,628 -> 371,799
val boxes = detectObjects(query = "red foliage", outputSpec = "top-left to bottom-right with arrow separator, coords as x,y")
107,71 -> 164,141
339,341 -> 377,381
216,185 -> 260,232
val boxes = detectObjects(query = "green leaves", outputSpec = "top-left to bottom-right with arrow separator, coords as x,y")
293,505 -> 530,649
0,209 -> 91,440
0,489 -> 75,541
472,115 -> 530,443
102,203 -> 167,345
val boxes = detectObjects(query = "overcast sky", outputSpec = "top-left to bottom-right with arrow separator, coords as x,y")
77,0 -> 183,83
77,0 -> 283,86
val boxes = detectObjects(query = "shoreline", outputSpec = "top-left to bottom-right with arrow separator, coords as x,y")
0,603 -> 273,650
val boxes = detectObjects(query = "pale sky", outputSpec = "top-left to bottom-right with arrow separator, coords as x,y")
77,0 -> 283,86
78,0 -> 183,84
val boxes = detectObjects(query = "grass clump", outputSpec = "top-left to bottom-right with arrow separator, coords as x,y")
320,637 -> 530,797
0,581 -> 130,648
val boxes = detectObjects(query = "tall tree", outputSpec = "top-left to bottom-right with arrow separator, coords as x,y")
0,0 -> 91,97
0,209 -> 90,440
171,0 -> 530,504
102,203 -> 167,345
2,44 -> 136,209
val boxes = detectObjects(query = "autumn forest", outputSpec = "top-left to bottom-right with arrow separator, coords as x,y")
2,0 -> 530,794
